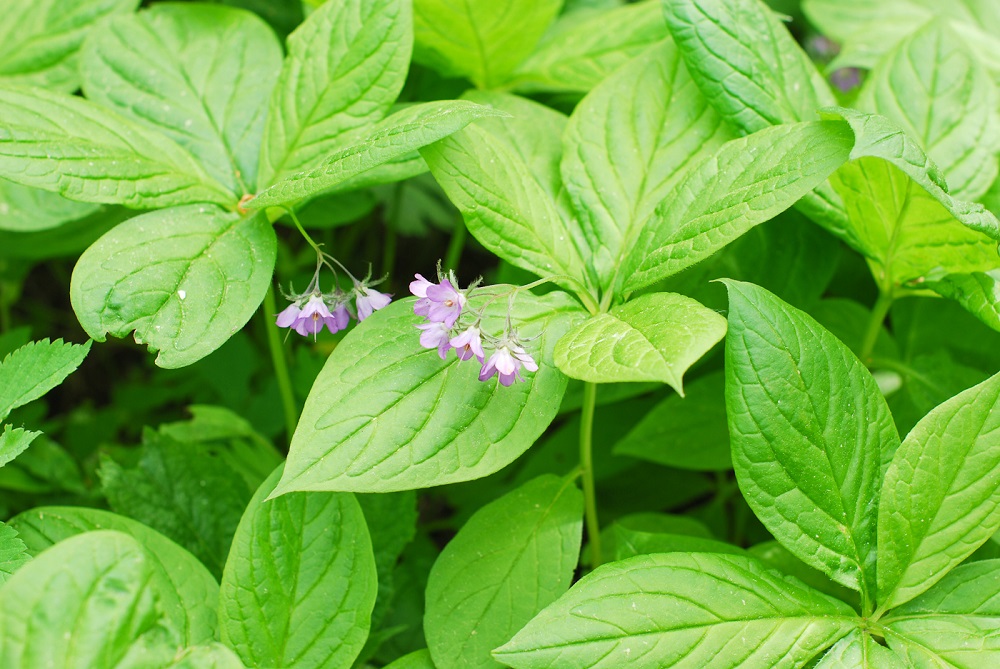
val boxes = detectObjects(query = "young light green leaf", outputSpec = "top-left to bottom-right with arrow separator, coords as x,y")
0,521 -> 28,585
257,0 -> 412,187
0,0 -> 139,92
0,530 -> 177,669
220,466 -> 377,669
0,85 -> 235,207
250,101 -> 507,210
614,371 -> 731,471
561,40 -> 734,289
724,280 -> 895,599
877,371 -> 1000,610
924,270 -> 1000,333
9,506 -> 220,645
621,121 -> 854,293
384,649 -> 436,669
494,552 -> 858,669
0,338 -> 91,422
0,426 -> 40,471
554,292 -> 726,392
413,0 -> 561,89
425,475 -> 583,669
814,631 -> 907,669
421,93 -> 594,294
82,4 -> 283,194
273,292 -> 583,495
881,559 -> 1000,665
0,179 -> 99,232
511,1 -> 666,93
70,206 -> 276,368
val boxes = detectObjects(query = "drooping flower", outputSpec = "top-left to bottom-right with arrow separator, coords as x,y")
356,285 -> 392,321
275,303 -> 301,328
417,321 -> 453,359
450,325 -> 485,363
278,293 -> 343,337
410,273 -> 434,317
425,279 -> 466,326
478,342 -> 538,386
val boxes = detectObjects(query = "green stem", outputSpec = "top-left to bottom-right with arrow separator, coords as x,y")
443,214 -> 467,271
859,290 -> 894,364
263,285 -> 299,447
580,382 -> 602,568
382,225 -> 397,279
285,208 -> 323,256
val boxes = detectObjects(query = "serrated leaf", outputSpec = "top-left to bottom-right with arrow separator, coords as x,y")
554,292 -> 726,392
425,475 -> 583,669
0,426 -> 40,470
273,291 -> 583,495
0,521 -> 28,585
413,0 -> 561,89
494,552 -> 857,669
82,4 -> 283,194
0,179 -> 99,232
0,530 -> 177,669
0,0 -> 139,92
561,40 -> 734,289
257,0 -> 412,188
621,120 -> 854,293
815,631 -> 907,669
250,101 -> 507,209
877,370 -> 1000,610
0,338 -> 91,422
0,85 -> 235,207
70,205 -> 276,368
511,1 -> 666,93
724,280 -> 895,600
9,506 -> 220,645
219,466 -> 377,669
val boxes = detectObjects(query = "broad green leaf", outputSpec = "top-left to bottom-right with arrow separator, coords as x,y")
0,204 -> 128,261
358,491 -> 418,635
421,93 -> 593,294
614,371 -> 731,471
384,649 -> 436,669
0,85 -> 234,208
98,432 -> 253,578
169,644 -> 247,669
82,4 -> 283,194
257,0 -> 412,187
494,552 -> 857,669
274,292 -> 583,494
0,521 -> 28,585
749,541 -> 860,606
561,40 -> 734,289
815,631 -> 907,669
425,475 -> 583,669
0,179 -> 99,232
250,101 -> 507,210
858,22 -> 1000,201
0,435 -> 85,495
219,467 -> 377,669
9,506 -> 220,645
877,371 -> 1000,610
606,514 -> 743,561
724,280 -> 895,599
0,426 -> 40,470
0,338 -> 91,422
412,0 -> 562,89
621,121 -> 854,293
511,1 -> 666,93
0,530 -> 176,669
554,292 -> 726,392
884,559 -> 1000,666
925,270 -> 1000,333
70,205 -> 276,368
0,0 -> 139,92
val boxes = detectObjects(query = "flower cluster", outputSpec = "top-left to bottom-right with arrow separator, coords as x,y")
411,270 -> 538,386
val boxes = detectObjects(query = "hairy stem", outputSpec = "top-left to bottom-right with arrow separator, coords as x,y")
580,381 -> 602,568
263,285 -> 299,447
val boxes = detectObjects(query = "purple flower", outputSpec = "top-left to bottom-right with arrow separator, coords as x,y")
478,344 -> 538,386
450,325 -> 485,363
356,286 -> 392,321
277,294 -> 343,337
276,303 -> 301,328
417,321 -> 453,359
830,67 -> 862,93
329,300 -> 351,331
410,273 -> 434,317
425,279 -> 465,327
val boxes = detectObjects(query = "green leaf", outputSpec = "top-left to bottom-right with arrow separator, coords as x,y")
273,291 -> 583,494
257,0 -> 412,187
250,101 -> 507,210
877,370 -> 1000,610
168,644 -> 247,669
554,292 -> 726,392
614,371 -> 731,471
882,559 -> 1000,666
0,85 -> 235,207
70,206 -> 276,368
98,432 -> 253,579
0,338 -> 91,422
749,541 -> 860,607
383,649 -> 436,669
0,179 -> 99,232
924,270 -> 1000,333
81,4 -> 283,194
219,466 -> 377,669
425,475 -> 583,669
494,552 -> 857,668
0,0 -> 139,92
0,530 -> 177,669
9,506 -> 220,645
421,93 -> 594,294
561,40 -> 734,289
0,521 -> 28,585
0,426 -> 40,470
606,514 -> 744,562
413,0 -> 562,89
511,1 -> 667,93
814,631 -> 907,669
621,120 -> 854,293
724,280 -> 895,600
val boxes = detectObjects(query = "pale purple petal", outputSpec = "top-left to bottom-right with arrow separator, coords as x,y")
275,304 -> 300,328
357,287 -> 392,321
450,326 -> 485,362
410,273 -> 433,298
417,322 -> 452,359
331,303 -> 351,330
512,346 -> 538,372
